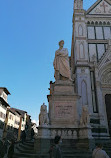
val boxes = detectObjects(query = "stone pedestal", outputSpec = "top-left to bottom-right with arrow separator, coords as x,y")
77,126 -> 95,150
37,125 -> 50,139
79,126 -> 93,139
47,80 -> 79,128
34,125 -> 50,154
35,80 -> 94,155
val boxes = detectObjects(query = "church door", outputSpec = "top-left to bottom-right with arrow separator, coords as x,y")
105,94 -> 111,135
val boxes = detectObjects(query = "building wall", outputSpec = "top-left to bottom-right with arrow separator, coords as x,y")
0,90 -> 8,103
7,112 -> 15,128
73,0 -> 111,138
0,104 -> 6,123
21,113 -> 27,131
0,104 -> 7,139
14,114 -> 20,129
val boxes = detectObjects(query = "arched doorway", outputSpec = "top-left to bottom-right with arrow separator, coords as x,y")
105,94 -> 111,136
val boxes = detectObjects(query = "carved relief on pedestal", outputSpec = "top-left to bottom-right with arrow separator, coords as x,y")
68,130 -> 72,136
51,130 -> 56,137
58,130 -> 61,136
73,130 -> 77,138
62,130 -> 67,137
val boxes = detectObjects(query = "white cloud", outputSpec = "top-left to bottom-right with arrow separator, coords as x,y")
31,120 -> 39,126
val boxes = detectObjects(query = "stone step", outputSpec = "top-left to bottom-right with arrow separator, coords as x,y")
63,156 -> 91,158
14,140 -> 111,158
13,154 -> 49,158
14,140 -> 35,158
16,147 -> 35,154
22,141 -> 34,146
18,143 -> 34,150
13,153 -> 37,158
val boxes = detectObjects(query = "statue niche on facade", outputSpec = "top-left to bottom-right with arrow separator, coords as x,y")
53,40 -> 72,81
39,103 -> 49,126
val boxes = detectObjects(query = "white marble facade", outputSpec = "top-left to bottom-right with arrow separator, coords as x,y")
73,0 -> 111,138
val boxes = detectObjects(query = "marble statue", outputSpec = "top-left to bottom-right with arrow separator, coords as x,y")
80,105 -> 90,127
53,40 -> 72,81
39,103 -> 49,125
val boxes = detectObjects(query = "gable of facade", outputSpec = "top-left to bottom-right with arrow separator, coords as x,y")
86,0 -> 111,63
86,0 -> 111,15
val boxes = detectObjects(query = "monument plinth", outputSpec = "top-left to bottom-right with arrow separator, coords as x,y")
48,80 -> 79,128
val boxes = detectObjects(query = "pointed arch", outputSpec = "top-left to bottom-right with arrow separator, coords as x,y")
87,21 -> 90,25
78,24 -> 83,36
103,21 -> 106,25
99,21 -> 102,25
91,21 -> 94,25
95,21 -> 98,25
107,21 -> 110,25
81,80 -> 88,106
79,43 -> 85,59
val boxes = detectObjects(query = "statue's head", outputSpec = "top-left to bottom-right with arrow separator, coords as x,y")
59,40 -> 64,47
83,105 -> 88,112
41,103 -> 47,113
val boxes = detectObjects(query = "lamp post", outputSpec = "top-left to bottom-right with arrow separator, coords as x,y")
2,108 -> 9,140
17,116 -> 22,141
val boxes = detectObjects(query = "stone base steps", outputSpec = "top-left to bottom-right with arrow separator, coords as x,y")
13,139 -> 111,158
13,141 -> 35,158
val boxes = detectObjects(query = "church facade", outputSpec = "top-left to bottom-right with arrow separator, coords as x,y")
72,0 -> 111,138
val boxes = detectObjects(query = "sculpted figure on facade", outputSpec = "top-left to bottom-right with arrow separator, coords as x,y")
53,40 -> 72,81
39,103 -> 49,126
80,105 -> 90,127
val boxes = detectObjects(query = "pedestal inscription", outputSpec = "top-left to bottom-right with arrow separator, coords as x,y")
55,102 -> 73,118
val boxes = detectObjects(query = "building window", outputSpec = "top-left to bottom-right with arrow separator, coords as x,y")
97,44 -> 105,59
95,27 -> 103,39
90,71 -> 98,113
103,27 -> 111,39
88,26 -> 111,40
88,27 -> 95,39
88,44 -> 106,61
0,112 -> 6,119
88,44 -> 97,61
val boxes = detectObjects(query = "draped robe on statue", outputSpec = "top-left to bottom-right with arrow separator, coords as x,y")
53,48 -> 71,80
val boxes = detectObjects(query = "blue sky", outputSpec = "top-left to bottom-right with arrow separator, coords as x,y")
0,0 -> 97,122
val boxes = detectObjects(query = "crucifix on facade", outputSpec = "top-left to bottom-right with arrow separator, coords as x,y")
100,2 -> 108,13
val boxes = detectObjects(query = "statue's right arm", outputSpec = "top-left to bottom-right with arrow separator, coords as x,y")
55,51 -> 62,56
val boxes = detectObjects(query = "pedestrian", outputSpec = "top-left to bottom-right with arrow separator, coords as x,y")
21,130 -> 26,144
0,138 -> 8,158
92,143 -> 110,158
49,135 -> 62,158
7,139 -> 15,158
